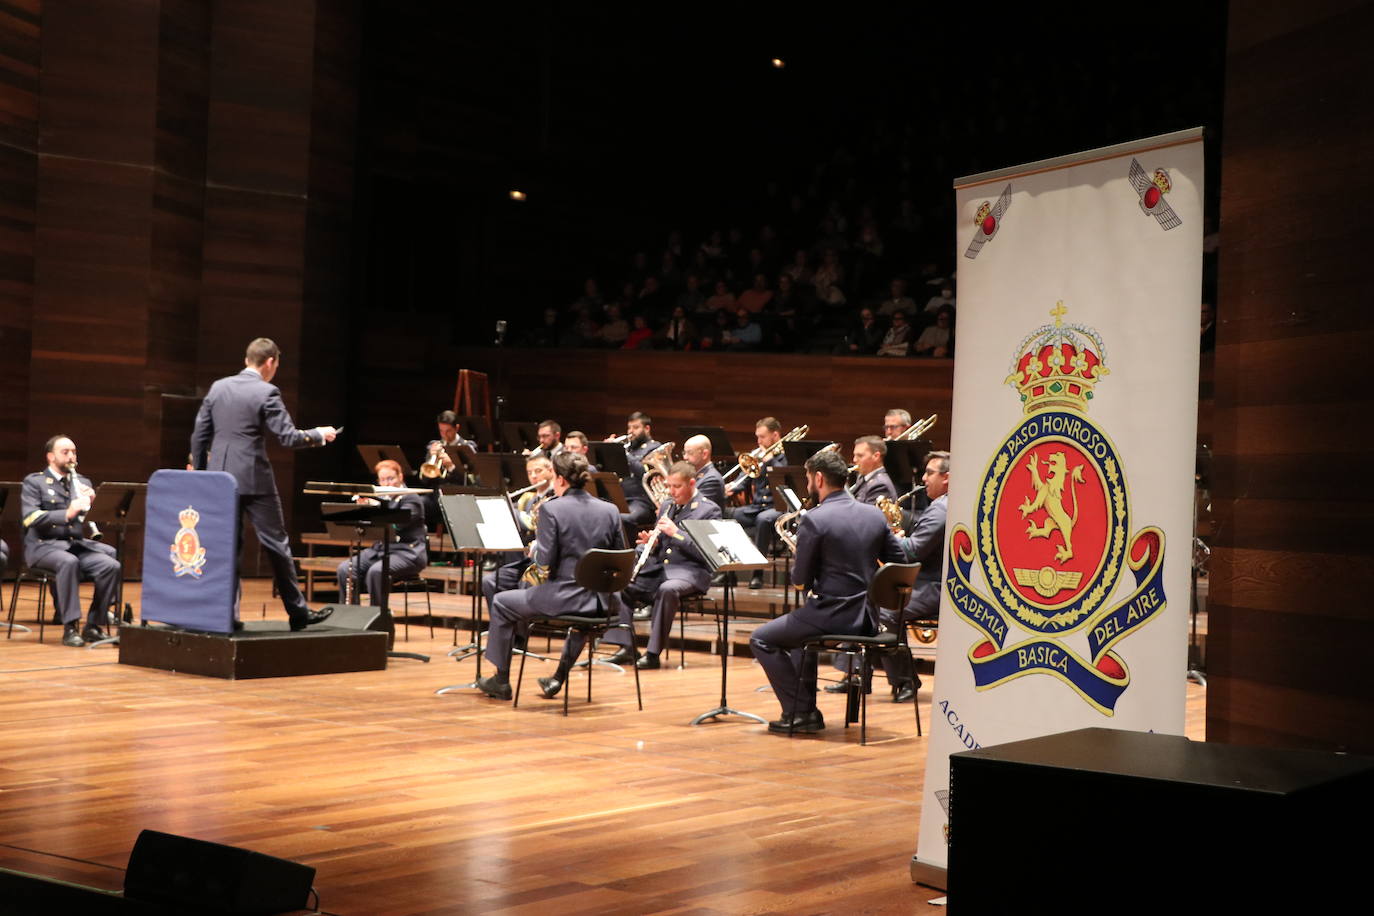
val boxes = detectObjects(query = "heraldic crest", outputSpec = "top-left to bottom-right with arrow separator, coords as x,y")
170,505 -> 207,578
945,302 -> 1167,714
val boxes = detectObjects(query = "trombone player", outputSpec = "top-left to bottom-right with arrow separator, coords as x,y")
726,417 -> 786,589
850,436 -> 897,505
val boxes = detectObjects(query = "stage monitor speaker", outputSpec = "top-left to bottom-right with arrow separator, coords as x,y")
318,603 -> 388,633
124,829 -> 315,915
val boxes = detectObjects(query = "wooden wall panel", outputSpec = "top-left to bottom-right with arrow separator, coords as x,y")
1209,0 -> 1374,753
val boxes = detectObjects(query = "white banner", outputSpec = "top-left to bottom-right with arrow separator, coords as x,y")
913,130 -> 1204,883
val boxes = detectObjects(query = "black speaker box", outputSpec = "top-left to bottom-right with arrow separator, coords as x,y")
124,830 -> 315,915
947,728 -> 1374,913
318,602 -> 388,633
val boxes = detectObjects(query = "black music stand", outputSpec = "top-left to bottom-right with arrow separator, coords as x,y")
766,467 -> 809,512
499,421 -> 540,453
357,444 -> 417,479
82,482 -> 148,649
681,519 -> 771,726
322,500 -> 430,663
884,438 -> 932,495
434,492 -> 525,692
588,472 -> 630,513
444,444 -> 481,484
588,443 -> 630,478
455,415 -> 493,450
678,426 -> 733,462
783,440 -> 833,466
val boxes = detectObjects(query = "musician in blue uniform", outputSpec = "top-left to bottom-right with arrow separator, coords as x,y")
849,436 -> 897,505
189,337 -> 337,631
750,448 -> 905,734
479,455 -> 554,610
601,461 -> 722,670
476,452 -> 625,701
335,459 -> 428,608
20,435 -> 121,646
682,435 -> 726,509
884,451 -> 948,703
726,417 -> 786,589
613,411 -> 662,535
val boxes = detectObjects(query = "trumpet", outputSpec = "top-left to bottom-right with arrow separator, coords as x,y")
420,440 -> 448,478
888,413 -> 938,442
734,425 -> 809,479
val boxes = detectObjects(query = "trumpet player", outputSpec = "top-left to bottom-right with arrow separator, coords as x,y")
20,435 -> 121,647
850,436 -> 897,505
601,462 -> 721,670
420,410 -> 478,481
726,417 -> 785,589
335,459 -> 428,609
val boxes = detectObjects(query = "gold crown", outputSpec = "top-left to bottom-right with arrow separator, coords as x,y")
1152,168 -> 1172,194
1003,302 -> 1109,414
178,506 -> 200,528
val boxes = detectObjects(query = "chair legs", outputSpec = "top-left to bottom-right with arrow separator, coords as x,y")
513,621 -> 642,715
6,571 -> 51,642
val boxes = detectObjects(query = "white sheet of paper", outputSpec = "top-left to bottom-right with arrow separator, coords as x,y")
475,497 -> 523,550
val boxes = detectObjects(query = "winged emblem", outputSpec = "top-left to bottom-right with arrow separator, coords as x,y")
964,183 -> 1013,259
1128,158 -> 1182,230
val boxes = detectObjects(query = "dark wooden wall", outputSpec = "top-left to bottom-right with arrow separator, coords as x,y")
1209,0 -> 1374,753
0,0 -> 357,572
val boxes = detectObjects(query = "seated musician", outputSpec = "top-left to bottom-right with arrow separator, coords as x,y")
886,450 -> 948,702
532,419 -> 564,458
421,409 -> 478,480
563,430 -> 598,471
21,435 -> 121,647
476,452 -> 625,702
726,417 -> 786,589
682,434 -> 726,509
850,436 -> 897,505
882,408 -> 912,440
335,459 -> 428,608
600,461 -> 721,670
609,411 -> 661,535
751,449 -> 906,734
480,455 -> 554,609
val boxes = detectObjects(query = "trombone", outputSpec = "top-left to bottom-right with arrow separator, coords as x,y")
729,425 -> 809,480
888,413 -> 938,442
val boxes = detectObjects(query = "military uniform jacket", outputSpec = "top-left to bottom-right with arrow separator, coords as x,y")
189,368 -> 324,496
730,452 -> 785,508
851,468 -> 897,505
524,488 -> 625,616
638,495 -> 723,593
898,494 -> 947,616
370,492 -> 429,566
21,470 -> 96,553
694,463 -> 726,509
621,437 -> 662,511
791,489 -> 906,634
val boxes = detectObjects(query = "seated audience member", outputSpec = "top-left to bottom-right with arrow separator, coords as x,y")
837,308 -> 885,355
737,273 -> 774,313
678,273 -> 708,315
913,307 -> 954,357
877,311 -> 913,357
723,308 -> 762,351
599,303 -> 630,347
923,284 -> 956,317
336,459 -> 428,608
812,249 -> 847,306
623,314 -> 654,349
657,306 -> 698,351
705,279 -> 737,313
876,277 -> 917,317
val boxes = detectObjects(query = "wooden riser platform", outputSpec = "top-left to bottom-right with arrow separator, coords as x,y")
119,621 -> 388,679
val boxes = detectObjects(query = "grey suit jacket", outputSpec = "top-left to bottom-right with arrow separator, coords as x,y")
694,463 -> 726,509
791,489 -> 905,634
524,488 -> 626,616
189,368 -> 323,495
852,469 -> 897,505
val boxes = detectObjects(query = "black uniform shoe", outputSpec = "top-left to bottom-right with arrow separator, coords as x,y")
475,675 -> 512,700
787,709 -> 826,734
824,675 -> 862,694
748,571 -> 764,590
635,652 -> 661,670
537,676 -> 563,698
81,625 -> 106,643
892,683 -> 916,703
62,623 -> 85,648
288,607 -> 334,631
767,713 -> 797,733
632,607 -> 651,621
603,647 -> 637,666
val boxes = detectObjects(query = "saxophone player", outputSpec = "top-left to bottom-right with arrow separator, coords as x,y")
480,455 -> 554,611
20,435 -> 121,646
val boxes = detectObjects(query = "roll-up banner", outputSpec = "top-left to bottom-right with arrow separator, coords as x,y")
912,129 -> 1204,887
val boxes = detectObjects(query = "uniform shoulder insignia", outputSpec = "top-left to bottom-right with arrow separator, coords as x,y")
45,477 -> 53,484
690,501 -> 698,509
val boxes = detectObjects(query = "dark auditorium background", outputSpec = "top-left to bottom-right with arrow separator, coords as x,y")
0,2 -> 1370,754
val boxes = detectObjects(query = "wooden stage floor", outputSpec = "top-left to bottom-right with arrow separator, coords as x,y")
0,580 -> 1206,915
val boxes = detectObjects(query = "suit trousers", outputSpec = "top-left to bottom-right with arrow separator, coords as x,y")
750,613 -> 835,717
602,571 -> 700,655
240,493 -> 308,618
335,546 -> 427,609
27,539 -> 120,626
485,589 -> 586,676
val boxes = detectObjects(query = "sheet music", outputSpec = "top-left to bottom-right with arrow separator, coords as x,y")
475,496 -> 523,550
701,520 -> 769,568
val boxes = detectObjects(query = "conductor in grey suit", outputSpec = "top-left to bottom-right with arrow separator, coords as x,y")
751,448 -> 905,734
476,451 -> 625,701
190,337 -> 338,630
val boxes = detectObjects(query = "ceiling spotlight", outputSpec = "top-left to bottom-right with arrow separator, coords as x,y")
770,58 -> 785,69
509,189 -> 527,202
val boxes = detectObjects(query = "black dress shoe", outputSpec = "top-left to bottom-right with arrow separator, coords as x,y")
892,683 -> 916,703
603,647 -> 637,666
823,675 -> 861,694
632,607 -> 651,621
81,625 -> 106,643
537,676 -> 563,698
635,652 -> 661,670
232,619 -> 244,632
788,709 -> 826,734
767,712 -> 796,733
288,607 -> 334,631
748,572 -> 764,590
61,624 -> 85,648
475,675 -> 512,700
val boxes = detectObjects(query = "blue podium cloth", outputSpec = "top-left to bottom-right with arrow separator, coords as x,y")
141,470 -> 240,633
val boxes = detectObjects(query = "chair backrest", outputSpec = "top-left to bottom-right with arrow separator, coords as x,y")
574,548 -> 637,594
869,561 -> 920,611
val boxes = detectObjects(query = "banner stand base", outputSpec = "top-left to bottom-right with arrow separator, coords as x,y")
910,856 -> 946,890
119,621 -> 387,679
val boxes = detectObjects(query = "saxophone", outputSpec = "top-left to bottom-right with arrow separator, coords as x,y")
519,490 -> 551,587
